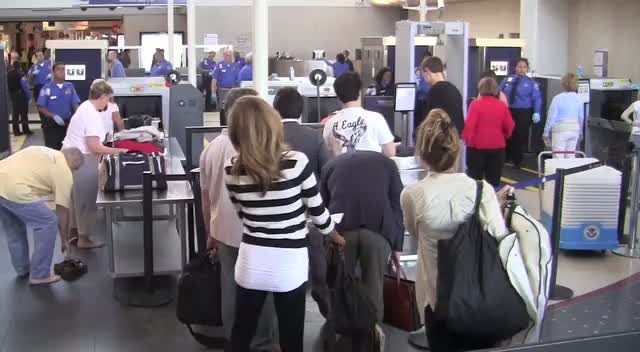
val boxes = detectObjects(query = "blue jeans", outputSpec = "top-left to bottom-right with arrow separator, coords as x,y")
0,196 -> 58,279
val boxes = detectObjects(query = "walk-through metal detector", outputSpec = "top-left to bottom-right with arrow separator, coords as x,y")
394,21 -> 470,148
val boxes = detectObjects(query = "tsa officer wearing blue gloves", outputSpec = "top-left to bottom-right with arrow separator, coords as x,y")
150,50 -> 173,77
37,62 -> 81,150
499,58 -> 542,168
210,50 -> 238,114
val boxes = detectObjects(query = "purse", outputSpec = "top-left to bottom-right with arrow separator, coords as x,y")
383,254 -> 421,332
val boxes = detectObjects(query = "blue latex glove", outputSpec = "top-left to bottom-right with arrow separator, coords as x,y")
210,94 -> 218,107
52,115 -> 65,126
532,113 -> 541,124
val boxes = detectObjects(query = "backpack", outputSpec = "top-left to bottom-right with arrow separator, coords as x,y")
427,181 -> 530,351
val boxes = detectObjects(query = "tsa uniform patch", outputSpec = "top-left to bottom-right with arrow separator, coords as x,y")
584,225 -> 601,241
65,88 -> 72,96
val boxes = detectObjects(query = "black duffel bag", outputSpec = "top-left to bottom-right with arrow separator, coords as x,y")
427,181 -> 529,351
99,151 -> 167,192
176,252 -> 224,348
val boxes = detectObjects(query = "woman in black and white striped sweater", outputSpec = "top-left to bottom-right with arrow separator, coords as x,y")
224,96 -> 345,352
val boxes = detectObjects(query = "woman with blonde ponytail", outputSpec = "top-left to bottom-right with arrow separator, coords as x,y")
224,96 -> 345,352
401,109 -> 513,348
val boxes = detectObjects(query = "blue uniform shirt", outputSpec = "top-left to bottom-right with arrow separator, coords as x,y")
36,81 -> 81,121
325,61 -> 350,78
150,60 -> 173,77
200,58 -> 216,71
110,59 -> 126,78
500,74 -> 542,113
233,58 -> 246,72
210,62 -> 238,89
28,61 -> 51,86
237,64 -> 253,84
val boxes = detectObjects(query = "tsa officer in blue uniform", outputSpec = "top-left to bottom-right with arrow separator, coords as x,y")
237,52 -> 253,84
210,50 -> 238,115
28,50 -> 51,122
37,62 -> 81,150
323,53 -> 350,78
150,50 -> 173,77
499,58 -> 542,168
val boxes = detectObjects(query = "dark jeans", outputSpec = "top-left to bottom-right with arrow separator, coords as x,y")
466,147 -> 506,187
231,282 -> 307,352
10,92 -> 30,134
42,118 -> 68,150
506,108 -> 533,166
218,243 -> 276,352
343,228 -> 391,322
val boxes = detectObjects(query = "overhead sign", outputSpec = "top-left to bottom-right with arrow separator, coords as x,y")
490,61 -> 509,76
65,64 -> 86,81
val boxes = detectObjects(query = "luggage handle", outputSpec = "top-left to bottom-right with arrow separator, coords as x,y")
389,253 -> 408,285
122,161 -> 146,166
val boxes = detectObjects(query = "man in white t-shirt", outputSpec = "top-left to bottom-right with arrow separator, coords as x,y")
323,72 -> 396,158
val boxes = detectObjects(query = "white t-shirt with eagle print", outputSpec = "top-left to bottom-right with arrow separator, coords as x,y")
322,107 -> 394,156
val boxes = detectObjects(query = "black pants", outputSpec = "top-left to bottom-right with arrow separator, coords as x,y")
42,118 -> 68,150
10,92 -> 30,135
506,108 -> 533,166
466,147 -> 505,187
308,227 -> 330,315
33,84 -> 45,123
231,282 -> 307,352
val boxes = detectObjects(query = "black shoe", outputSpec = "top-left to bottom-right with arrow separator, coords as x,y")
13,130 -> 23,136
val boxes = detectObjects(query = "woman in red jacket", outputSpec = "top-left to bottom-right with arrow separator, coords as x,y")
463,77 -> 515,187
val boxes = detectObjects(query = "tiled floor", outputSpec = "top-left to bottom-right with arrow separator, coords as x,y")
1,131 -> 640,351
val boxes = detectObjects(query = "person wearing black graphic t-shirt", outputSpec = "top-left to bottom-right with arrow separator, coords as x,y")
417,56 -> 464,137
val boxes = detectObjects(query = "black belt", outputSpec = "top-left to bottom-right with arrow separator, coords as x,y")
242,233 -> 308,249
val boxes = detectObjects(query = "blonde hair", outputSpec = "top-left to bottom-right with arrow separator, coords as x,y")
228,96 -> 288,194
561,73 -> 578,92
415,109 -> 460,172
89,80 -> 113,100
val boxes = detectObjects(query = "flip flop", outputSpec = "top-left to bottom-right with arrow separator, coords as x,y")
29,275 -> 62,285
76,240 -> 105,249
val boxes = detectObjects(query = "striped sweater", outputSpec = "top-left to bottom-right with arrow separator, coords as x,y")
224,151 -> 334,292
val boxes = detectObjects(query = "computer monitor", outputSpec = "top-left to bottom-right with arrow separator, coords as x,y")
395,82 -> 417,112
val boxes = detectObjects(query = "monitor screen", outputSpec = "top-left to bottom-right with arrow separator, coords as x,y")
395,83 -> 417,112
114,95 -> 162,120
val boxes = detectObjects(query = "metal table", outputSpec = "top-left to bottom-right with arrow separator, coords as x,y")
96,138 -> 193,305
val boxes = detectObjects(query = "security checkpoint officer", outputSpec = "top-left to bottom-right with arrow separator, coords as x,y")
201,51 -> 217,110
7,61 -> 33,136
37,62 -> 81,150
499,57 -> 542,169
210,50 -> 238,121
28,50 -> 51,119
150,50 -> 173,77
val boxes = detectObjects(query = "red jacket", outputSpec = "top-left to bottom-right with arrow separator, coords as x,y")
463,96 -> 515,150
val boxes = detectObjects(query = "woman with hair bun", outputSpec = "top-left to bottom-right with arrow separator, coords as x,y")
401,109 -> 512,348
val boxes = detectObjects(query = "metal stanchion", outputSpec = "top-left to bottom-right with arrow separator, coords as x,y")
613,148 -> 640,258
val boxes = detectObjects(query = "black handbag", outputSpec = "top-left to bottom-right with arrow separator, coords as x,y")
330,248 -> 377,338
427,181 -> 529,351
53,259 -> 87,281
176,252 -> 225,348
100,151 -> 167,192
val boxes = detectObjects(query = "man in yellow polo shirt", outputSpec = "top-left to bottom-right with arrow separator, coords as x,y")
0,146 -> 84,285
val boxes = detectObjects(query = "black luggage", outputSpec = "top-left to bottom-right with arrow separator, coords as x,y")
99,151 -> 167,192
427,181 -> 529,351
176,252 -> 224,348
53,259 -> 87,281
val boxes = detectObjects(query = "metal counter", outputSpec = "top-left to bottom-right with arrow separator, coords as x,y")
97,138 -> 193,278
